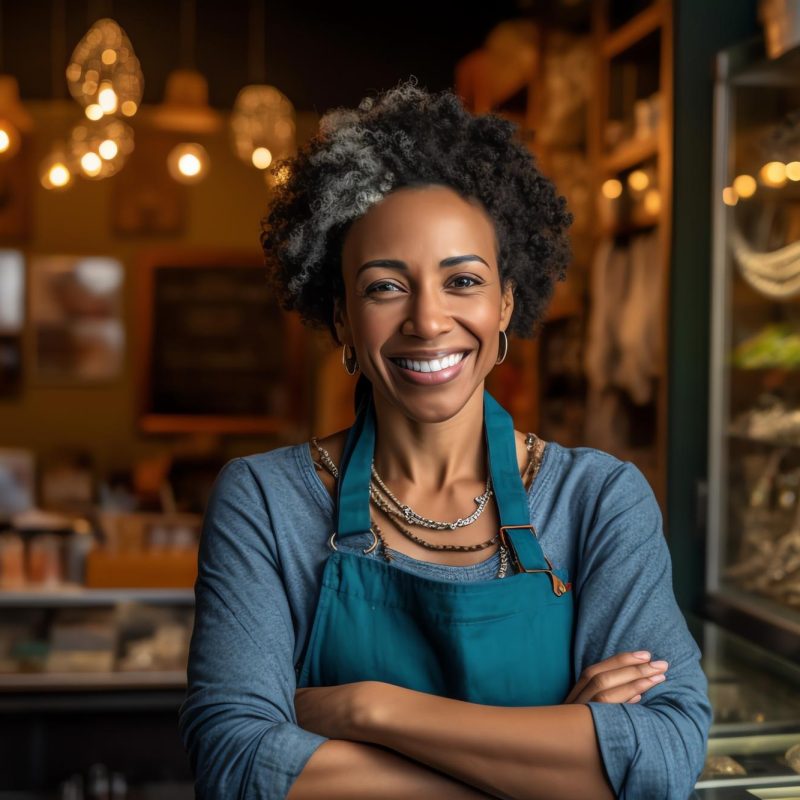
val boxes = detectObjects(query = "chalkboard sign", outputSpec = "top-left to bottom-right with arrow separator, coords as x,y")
136,249 -> 305,433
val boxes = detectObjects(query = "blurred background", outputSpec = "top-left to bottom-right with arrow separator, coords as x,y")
4,0 -> 800,797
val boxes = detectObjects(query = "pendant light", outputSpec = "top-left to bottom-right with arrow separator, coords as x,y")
0,2 -> 33,160
66,16 -> 143,121
153,0 -> 217,184
70,117 -> 134,180
230,0 -> 296,186
40,0 -> 74,190
40,140 -> 73,190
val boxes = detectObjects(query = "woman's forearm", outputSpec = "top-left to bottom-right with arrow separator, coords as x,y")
351,684 -> 614,800
286,739 -> 498,800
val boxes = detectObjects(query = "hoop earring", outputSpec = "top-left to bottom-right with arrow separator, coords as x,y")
342,344 -> 359,375
496,330 -> 508,365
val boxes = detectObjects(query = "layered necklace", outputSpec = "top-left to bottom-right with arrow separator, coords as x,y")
311,433 -> 544,580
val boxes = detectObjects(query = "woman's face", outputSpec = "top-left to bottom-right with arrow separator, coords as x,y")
336,184 -> 514,423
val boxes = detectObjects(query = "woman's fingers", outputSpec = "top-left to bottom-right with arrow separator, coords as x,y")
564,652 -> 669,704
564,651 -> 651,703
575,662 -> 668,704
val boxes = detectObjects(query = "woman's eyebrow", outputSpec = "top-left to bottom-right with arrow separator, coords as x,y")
356,254 -> 490,276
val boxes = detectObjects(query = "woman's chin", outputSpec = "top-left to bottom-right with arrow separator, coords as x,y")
375,373 -> 486,424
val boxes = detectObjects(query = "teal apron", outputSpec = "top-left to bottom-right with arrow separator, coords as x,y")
297,391 -> 574,707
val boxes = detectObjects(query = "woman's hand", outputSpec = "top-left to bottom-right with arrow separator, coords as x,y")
295,681 -> 381,740
564,651 -> 668,705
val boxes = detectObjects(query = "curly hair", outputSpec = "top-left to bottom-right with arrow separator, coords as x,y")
260,76 -> 573,341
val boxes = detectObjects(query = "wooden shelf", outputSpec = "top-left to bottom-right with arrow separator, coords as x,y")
600,214 -> 660,237
589,0 -> 673,515
601,135 -> 659,174
603,2 -> 665,59
0,669 -> 186,692
728,431 -> 800,448
0,585 -> 194,607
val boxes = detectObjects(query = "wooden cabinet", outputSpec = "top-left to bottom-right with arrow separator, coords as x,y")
586,0 -> 674,509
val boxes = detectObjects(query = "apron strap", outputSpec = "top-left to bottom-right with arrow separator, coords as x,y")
482,391 -> 550,572
335,387 -> 375,537
335,389 -> 550,573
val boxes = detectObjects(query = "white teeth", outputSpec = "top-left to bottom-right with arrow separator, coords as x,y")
393,352 -> 465,373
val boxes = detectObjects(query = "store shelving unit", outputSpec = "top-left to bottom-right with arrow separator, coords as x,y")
587,0 -> 674,509
0,585 -> 194,608
706,36 -> 800,655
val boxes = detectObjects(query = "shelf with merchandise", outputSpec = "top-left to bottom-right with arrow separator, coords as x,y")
0,669 -> 186,692
0,585 -> 194,607
601,134 -> 658,174
603,1 -> 665,59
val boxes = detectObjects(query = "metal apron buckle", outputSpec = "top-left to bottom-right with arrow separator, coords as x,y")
498,524 -> 570,597
328,530 -> 379,555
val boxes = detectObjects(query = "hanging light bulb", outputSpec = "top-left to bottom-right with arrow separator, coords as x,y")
0,76 -> 33,160
167,142 -> 209,184
150,69 -> 221,134
231,84 -> 296,170
39,142 -> 73,190
69,118 -> 134,180
0,120 -> 20,159
66,18 -> 143,119
231,0 -> 297,172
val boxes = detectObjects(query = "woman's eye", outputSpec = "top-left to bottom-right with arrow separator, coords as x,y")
450,275 -> 480,289
366,281 -> 403,294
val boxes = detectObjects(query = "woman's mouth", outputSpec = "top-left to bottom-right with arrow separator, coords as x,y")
387,351 -> 468,385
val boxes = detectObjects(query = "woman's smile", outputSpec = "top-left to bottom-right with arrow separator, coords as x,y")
387,350 -> 470,386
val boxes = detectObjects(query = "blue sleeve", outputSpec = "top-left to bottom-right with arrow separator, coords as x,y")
574,461 -> 711,799
178,458 -> 328,799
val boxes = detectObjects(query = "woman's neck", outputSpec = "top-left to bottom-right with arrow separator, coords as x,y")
371,387 -> 486,490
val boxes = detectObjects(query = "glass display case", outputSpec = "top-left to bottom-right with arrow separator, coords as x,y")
707,37 -> 800,644
693,617 -> 800,798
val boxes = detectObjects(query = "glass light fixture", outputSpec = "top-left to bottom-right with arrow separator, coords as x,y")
151,69 -> 221,134
66,18 -> 143,119
39,142 -> 73,190
231,0 -> 297,172
167,142 -> 209,184
0,76 -> 33,160
231,84 -> 296,171
69,118 -> 134,180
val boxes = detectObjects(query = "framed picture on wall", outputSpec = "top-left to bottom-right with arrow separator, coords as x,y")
28,255 -> 125,384
136,248 -> 307,434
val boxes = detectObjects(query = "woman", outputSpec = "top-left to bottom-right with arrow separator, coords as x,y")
178,78 -> 711,799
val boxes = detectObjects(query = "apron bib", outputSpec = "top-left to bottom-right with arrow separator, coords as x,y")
297,391 -> 574,707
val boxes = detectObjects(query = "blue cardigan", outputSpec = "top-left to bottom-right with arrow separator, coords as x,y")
178,439 -> 711,799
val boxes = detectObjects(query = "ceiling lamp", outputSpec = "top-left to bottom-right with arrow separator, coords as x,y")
70,118 -> 134,180
40,142 -> 73,191
66,18 -> 143,120
150,68 -> 221,134
167,142 -> 209,184
231,0 -> 296,173
0,76 -> 33,160
231,85 -> 296,171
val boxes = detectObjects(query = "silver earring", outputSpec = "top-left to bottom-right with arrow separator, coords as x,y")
342,344 -> 359,375
496,330 -> 508,365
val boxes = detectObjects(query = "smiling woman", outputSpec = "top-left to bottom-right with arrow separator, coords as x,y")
177,77 -> 712,800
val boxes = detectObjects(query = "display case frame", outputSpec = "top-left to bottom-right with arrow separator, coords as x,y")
707,36 -> 800,652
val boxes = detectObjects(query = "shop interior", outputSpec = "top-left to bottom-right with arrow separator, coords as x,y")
2,0 -> 800,797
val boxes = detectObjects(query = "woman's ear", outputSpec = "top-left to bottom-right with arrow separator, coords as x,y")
332,296 -> 351,346
500,280 -> 515,331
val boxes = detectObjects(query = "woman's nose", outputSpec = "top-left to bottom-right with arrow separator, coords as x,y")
401,284 -> 454,339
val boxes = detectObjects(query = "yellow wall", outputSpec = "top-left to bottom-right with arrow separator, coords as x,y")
0,100 -> 323,478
